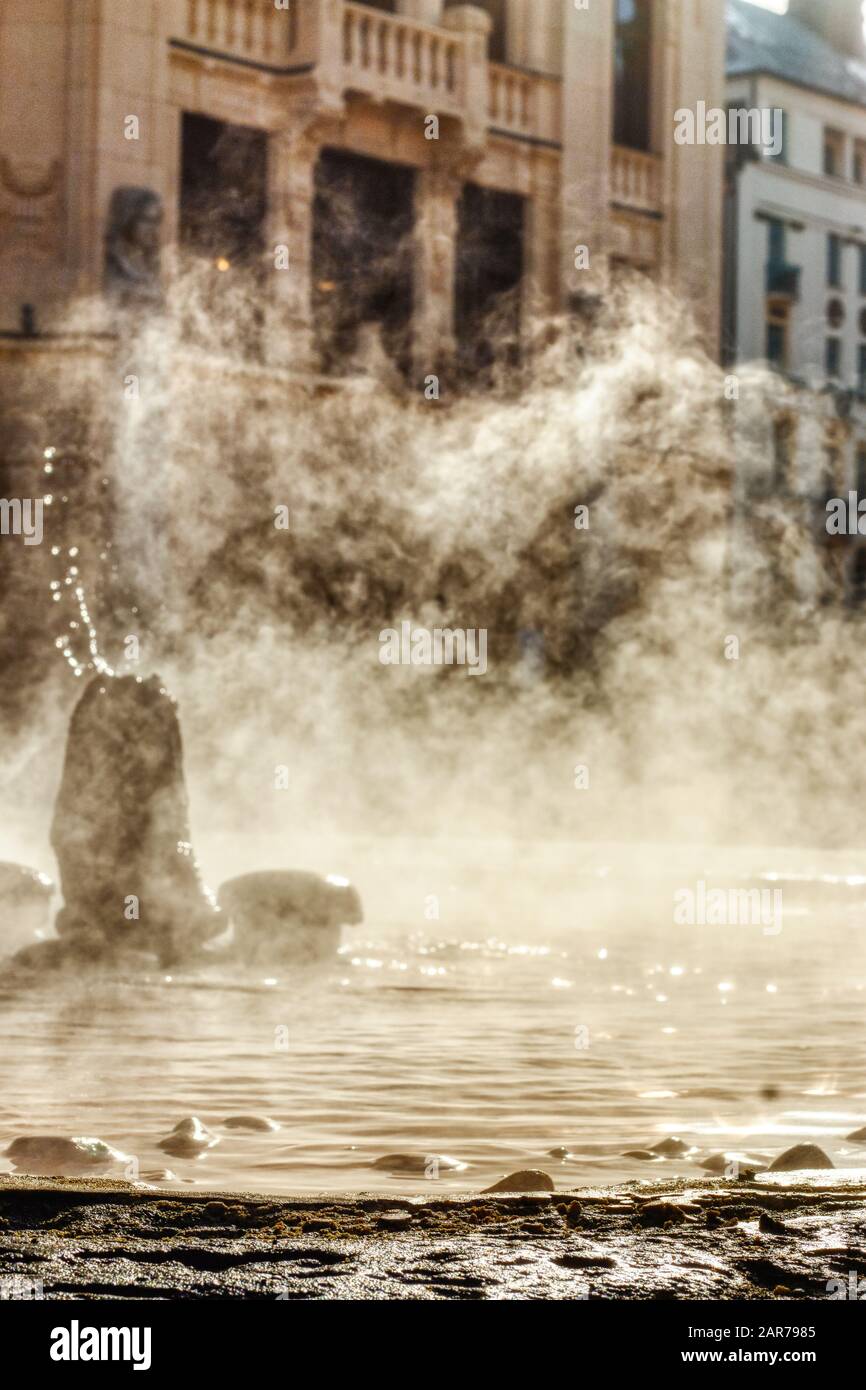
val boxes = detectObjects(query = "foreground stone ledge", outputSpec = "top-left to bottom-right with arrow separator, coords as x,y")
0,1174 -> 864,1300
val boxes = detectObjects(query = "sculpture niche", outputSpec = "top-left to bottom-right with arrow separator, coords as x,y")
103,186 -> 164,311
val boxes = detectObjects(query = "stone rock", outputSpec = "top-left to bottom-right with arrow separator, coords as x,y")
483,1170 -> 555,1194
218,870 -> 363,965
699,1151 -> 764,1176
635,1202 -> 690,1227
157,1117 -> 219,1158
622,1149 -> 659,1161
0,863 -> 52,913
768,1144 -> 834,1172
6,1135 -> 128,1175
554,1250 -> 617,1269
49,674 -> 222,967
759,1212 -> 788,1235
547,1146 -> 571,1159
650,1137 -> 690,1157
370,1153 -> 466,1175
564,1201 -> 583,1227
223,1116 -> 280,1132
845,1126 -> 866,1143
376,1212 -> 412,1231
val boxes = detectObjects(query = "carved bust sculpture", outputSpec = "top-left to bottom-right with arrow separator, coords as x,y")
103,186 -> 164,309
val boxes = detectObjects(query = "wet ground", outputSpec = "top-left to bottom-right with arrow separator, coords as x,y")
2,1174 -> 864,1300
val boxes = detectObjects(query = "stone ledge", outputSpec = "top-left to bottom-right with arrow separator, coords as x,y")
1,1175 -> 864,1300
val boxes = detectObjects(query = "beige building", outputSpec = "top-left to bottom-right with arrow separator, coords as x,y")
0,0 -> 725,383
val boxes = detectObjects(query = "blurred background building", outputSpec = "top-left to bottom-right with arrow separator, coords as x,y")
724,0 -> 866,605
0,0 -> 725,384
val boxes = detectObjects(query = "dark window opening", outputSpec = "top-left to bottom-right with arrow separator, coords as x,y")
828,233 -> 842,288
484,0 -> 508,64
455,183 -> 524,381
768,217 -> 786,264
826,336 -> 842,379
313,148 -> 415,378
180,112 -> 267,266
613,0 -> 652,152
766,296 -> 789,369
766,320 -> 787,367
851,548 -> 866,604
859,346 -> 866,398
179,112 -> 267,355
824,129 -> 844,178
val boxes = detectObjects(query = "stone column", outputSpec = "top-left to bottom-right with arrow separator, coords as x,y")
264,125 -> 320,371
559,0 -> 614,307
413,165 -> 462,382
523,159 -> 560,324
313,0 -> 346,114
658,0 -> 725,355
442,5 -> 492,151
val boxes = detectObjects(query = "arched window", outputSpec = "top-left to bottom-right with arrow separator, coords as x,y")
613,0 -> 652,152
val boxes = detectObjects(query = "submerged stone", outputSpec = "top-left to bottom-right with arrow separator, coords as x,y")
370,1153 -> 466,1175
223,1116 -> 280,1132
6,1135 -> 128,1174
48,674 -> 221,967
650,1137 -> 691,1157
157,1117 -> 219,1158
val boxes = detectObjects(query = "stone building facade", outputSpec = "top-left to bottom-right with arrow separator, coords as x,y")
725,0 -> 866,607
0,0 -> 725,382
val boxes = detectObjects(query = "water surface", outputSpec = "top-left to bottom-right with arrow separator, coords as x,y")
2,846 -> 865,1195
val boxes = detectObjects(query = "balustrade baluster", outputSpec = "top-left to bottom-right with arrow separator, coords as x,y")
379,21 -> 391,76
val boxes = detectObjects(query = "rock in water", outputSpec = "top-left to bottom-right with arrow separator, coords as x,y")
6,1135 -> 128,1175
846,1126 -> 866,1143
650,1137 -> 691,1157
157,1118 -> 219,1158
218,870 -> 363,965
483,1170 -> 556,1193
768,1144 -> 834,1172
49,674 -> 221,966
0,863 -> 53,920
223,1116 -> 280,1133
370,1153 -> 466,1175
